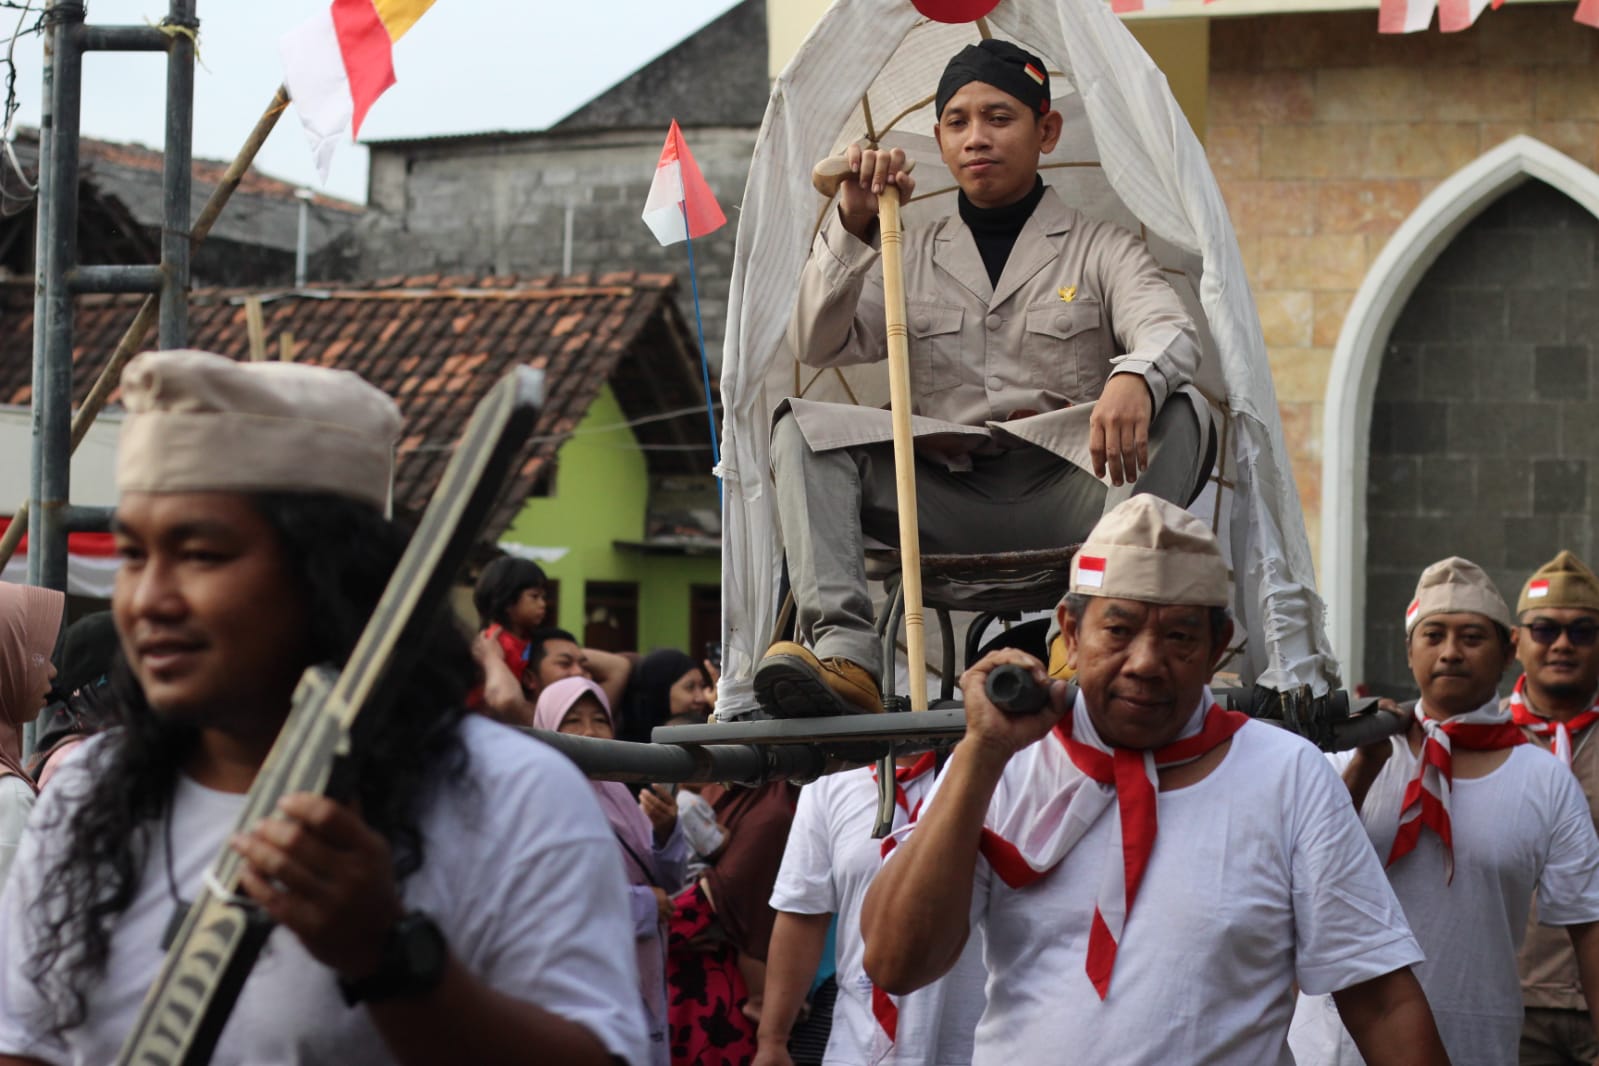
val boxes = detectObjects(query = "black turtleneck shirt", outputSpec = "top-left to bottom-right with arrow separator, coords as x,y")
957,176 -> 1047,288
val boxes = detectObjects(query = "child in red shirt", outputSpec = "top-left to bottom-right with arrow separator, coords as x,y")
469,556 -> 548,712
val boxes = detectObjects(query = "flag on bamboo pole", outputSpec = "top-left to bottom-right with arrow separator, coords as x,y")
280,0 -> 439,182
641,120 -> 727,246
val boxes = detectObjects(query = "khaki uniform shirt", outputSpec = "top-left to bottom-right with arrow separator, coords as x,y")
1514,706 -> 1599,1011
782,186 -> 1206,476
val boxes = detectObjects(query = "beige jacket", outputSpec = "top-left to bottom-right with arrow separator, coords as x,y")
781,185 -> 1206,476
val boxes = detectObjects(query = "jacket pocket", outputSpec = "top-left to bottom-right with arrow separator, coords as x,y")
1024,300 -> 1103,400
906,301 -> 964,396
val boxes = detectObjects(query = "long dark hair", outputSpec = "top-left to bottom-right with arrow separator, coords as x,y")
471,555 -> 546,629
25,491 -> 476,1033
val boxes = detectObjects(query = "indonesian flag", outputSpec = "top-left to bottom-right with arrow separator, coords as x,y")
1076,554 -> 1107,589
1110,0 -> 1223,11
280,0 -> 438,182
1378,0 -> 1523,32
641,120 -> 727,247
1528,579 -> 1551,600
0,518 -> 121,599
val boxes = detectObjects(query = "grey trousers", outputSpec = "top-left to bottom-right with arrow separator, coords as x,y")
770,400 -> 1204,678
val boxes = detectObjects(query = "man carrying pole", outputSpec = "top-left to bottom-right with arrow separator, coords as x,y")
859,495 -> 1445,1064
757,39 -> 1211,719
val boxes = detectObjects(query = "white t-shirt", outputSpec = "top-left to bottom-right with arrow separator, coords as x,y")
916,719 -> 1421,1066
771,765 -> 986,1066
0,774 -> 35,894
0,717 -> 651,1065
1290,739 -> 1599,1066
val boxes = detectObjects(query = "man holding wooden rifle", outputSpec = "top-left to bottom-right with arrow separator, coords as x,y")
0,351 -> 649,1065
759,38 -> 1214,719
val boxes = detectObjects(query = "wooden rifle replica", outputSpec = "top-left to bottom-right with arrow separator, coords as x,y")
115,368 -> 544,1066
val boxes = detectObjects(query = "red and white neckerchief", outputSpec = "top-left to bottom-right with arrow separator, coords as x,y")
868,751 -> 938,1042
974,689 -> 1247,999
1508,675 -> 1599,766
1386,700 -> 1526,881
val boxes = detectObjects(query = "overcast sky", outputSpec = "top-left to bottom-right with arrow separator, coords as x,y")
8,0 -> 746,203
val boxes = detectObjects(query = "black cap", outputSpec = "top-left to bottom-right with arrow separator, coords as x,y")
936,39 -> 1051,119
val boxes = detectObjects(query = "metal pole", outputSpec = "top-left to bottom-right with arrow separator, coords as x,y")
30,1 -> 83,600
157,0 -> 196,349
294,188 -> 312,286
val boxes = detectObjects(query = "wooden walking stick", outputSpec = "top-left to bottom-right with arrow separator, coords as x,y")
812,153 -> 929,712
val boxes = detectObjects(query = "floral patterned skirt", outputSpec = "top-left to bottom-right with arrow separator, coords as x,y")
666,882 -> 757,1066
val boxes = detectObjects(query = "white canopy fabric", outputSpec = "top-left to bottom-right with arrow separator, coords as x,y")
716,0 -> 1339,719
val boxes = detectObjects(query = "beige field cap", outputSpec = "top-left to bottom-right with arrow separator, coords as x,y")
1517,550 -> 1599,616
117,349 -> 401,511
1067,495 -> 1230,607
1405,556 -> 1511,635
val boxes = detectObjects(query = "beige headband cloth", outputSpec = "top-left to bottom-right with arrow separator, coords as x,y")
1067,496 -> 1230,608
1517,550 -> 1599,616
1405,556 -> 1511,634
117,349 -> 401,511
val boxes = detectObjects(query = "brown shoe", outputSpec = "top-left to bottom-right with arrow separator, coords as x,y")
754,641 -> 883,718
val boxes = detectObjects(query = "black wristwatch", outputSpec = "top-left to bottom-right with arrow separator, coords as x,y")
338,910 -> 448,1007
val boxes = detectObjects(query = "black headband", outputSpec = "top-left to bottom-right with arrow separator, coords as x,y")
935,39 -> 1051,119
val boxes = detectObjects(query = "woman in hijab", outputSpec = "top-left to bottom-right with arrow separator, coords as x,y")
534,676 -> 686,1066
0,580 -> 65,890
618,649 -> 712,745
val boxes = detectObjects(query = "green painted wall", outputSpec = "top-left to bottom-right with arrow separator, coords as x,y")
502,384 -> 718,653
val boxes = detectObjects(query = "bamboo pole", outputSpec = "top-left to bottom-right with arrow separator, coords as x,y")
0,86 -> 291,572
245,296 -> 266,360
812,154 -> 927,711
876,183 -> 928,712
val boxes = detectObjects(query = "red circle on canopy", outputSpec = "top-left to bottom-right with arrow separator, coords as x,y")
911,0 -> 1002,23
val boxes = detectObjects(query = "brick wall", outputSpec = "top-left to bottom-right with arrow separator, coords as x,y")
350,126 -> 757,367
1208,6 -> 1599,566
1361,181 -> 1599,694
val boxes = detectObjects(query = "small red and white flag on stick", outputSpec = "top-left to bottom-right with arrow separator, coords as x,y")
280,0 -> 438,182
642,120 -> 727,247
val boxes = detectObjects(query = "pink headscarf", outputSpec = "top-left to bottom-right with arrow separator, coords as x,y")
532,676 -> 657,879
0,580 -> 66,785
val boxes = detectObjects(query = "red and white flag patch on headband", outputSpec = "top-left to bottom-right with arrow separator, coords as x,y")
1077,555 -> 1107,589
1405,598 -> 1421,626
1024,62 -> 1045,85
1528,579 -> 1551,599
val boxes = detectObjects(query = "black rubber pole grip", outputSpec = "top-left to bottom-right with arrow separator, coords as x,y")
986,664 -> 1049,715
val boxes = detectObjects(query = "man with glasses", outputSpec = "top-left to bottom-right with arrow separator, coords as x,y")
1510,551 -> 1599,1066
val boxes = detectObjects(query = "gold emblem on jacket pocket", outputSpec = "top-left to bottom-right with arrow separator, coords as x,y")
1058,286 -> 1077,302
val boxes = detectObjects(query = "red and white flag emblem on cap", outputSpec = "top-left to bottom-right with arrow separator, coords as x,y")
1023,62 -> 1045,85
1077,555 -> 1107,589
1405,598 -> 1421,627
1528,579 -> 1551,600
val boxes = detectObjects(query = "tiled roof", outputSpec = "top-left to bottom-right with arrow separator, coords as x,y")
7,129 -> 362,257
0,273 -> 716,541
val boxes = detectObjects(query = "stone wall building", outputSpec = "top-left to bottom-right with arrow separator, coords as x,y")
1207,4 -> 1599,692
347,0 -> 767,367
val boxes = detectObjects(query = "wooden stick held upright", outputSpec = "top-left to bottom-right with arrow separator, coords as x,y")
814,154 -> 928,712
